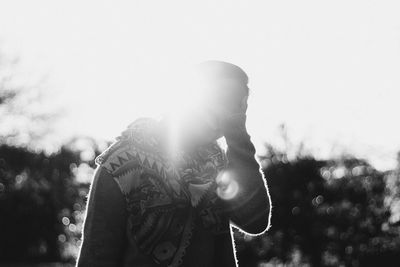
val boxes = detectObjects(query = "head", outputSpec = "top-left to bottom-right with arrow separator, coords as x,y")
182,60 -> 250,144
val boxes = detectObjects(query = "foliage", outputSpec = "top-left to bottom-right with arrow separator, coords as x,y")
235,147 -> 400,267
0,139 -> 102,264
0,48 -> 57,149
1,136 -> 400,266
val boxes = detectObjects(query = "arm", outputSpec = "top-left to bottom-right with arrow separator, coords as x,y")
76,166 -> 128,267
217,114 -> 272,236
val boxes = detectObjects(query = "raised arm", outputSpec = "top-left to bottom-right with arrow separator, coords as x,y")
217,114 -> 272,236
76,166 -> 128,267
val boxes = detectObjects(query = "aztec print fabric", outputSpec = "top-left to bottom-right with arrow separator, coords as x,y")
95,117 -> 233,266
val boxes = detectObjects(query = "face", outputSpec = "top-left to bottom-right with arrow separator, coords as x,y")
161,77 -> 248,152
193,79 -> 248,143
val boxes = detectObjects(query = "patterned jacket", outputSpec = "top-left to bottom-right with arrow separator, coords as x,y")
76,116 -> 271,267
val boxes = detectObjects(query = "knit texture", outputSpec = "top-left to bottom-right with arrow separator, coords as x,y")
76,116 -> 271,267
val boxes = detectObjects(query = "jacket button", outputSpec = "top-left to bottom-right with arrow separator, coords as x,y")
153,241 -> 176,261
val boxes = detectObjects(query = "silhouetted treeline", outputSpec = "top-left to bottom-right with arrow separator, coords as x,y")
0,141 -> 97,265
236,147 -> 400,267
1,140 -> 400,266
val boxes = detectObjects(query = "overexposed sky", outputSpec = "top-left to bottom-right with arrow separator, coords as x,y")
0,0 -> 399,170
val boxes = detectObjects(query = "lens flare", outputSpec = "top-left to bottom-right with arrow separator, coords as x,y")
216,171 -> 239,200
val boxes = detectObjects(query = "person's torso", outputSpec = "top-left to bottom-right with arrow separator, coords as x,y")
95,117 -> 237,267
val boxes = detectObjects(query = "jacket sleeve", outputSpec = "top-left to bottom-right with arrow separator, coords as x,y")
75,166 -> 128,267
217,117 -> 272,236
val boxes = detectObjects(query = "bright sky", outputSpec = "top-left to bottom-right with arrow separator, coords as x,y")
0,0 -> 399,170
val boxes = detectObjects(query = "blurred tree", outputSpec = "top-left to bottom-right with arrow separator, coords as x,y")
0,46 -> 112,264
385,152 -> 400,222
0,137 -> 106,264
0,48 -> 57,149
235,145 -> 400,267
0,144 -> 78,262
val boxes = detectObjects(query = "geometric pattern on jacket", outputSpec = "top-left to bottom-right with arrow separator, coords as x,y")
95,117 -> 231,266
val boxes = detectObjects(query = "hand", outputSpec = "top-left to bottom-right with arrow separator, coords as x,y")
203,83 -> 249,138
218,95 -> 249,137
239,95 -> 249,114
224,92 -> 248,116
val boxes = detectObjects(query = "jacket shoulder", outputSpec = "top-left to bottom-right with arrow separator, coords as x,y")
95,139 -> 140,176
95,117 -> 158,177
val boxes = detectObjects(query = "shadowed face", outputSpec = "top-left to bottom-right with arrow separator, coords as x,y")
161,61 -> 249,151
191,78 -> 249,143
